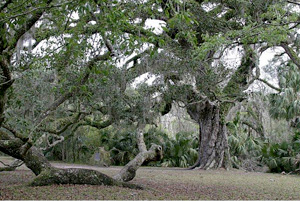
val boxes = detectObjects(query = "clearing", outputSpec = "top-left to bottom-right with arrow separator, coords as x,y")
0,157 -> 300,200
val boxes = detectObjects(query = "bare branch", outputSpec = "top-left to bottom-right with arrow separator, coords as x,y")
0,159 -> 24,172
40,134 -> 64,151
256,78 -> 281,92
0,160 -> 10,166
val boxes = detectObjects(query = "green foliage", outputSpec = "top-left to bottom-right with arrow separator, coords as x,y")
269,63 -> 300,120
79,125 -> 139,166
52,124 -> 198,168
161,132 -> 198,168
262,132 -> 300,173
228,107 -> 300,173
227,112 -> 264,170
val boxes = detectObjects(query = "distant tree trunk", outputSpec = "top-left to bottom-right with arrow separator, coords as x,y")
72,136 -> 76,162
187,100 -> 231,169
62,142 -> 65,161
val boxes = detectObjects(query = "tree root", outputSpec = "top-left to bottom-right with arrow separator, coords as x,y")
29,168 -> 143,190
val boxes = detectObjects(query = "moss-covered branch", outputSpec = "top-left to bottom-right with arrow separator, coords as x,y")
30,168 -> 143,189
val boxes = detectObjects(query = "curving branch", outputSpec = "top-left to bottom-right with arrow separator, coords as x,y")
83,118 -> 113,130
38,112 -> 83,135
40,134 -> 64,151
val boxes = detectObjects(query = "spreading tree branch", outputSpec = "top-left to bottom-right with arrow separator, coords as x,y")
34,51 -> 111,129
38,112 -> 83,135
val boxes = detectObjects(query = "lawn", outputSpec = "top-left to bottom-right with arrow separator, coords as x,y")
1,157 -> 300,200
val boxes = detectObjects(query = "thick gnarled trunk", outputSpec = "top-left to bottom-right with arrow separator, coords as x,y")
188,100 -> 231,169
197,115 -> 230,169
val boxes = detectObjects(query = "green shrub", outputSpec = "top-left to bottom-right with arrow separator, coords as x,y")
262,132 -> 300,173
161,131 -> 198,168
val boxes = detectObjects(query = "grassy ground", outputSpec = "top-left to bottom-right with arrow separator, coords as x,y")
1,157 -> 300,200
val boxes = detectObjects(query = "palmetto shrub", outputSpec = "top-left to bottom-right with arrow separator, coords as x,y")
261,132 -> 300,173
160,131 -> 198,168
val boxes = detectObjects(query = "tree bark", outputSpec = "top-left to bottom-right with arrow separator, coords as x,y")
114,126 -> 163,182
30,167 -> 142,189
187,100 -> 231,169
114,144 -> 163,182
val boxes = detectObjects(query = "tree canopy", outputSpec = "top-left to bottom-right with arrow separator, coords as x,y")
1,0 -> 300,186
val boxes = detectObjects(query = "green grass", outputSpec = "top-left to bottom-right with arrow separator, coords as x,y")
1,158 -> 300,199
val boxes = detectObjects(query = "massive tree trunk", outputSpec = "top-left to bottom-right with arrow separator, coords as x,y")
187,100 -> 231,169
186,47 -> 257,170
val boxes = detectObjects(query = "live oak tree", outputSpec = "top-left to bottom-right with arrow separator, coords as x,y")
0,0 -> 162,186
122,0 -> 300,169
1,0 -> 300,187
